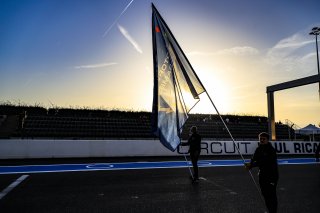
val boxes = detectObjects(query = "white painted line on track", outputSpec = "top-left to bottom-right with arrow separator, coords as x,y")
0,175 -> 29,200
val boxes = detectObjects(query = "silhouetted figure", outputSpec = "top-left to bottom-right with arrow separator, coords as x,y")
245,132 -> 279,213
181,126 -> 201,181
315,143 -> 320,162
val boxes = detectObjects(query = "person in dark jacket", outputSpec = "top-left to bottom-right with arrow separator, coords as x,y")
181,126 -> 201,181
245,132 -> 279,213
315,143 -> 320,162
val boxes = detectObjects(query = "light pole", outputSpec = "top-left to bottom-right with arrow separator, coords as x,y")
309,27 -> 320,99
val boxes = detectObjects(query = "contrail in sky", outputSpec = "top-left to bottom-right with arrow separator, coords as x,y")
103,0 -> 134,37
117,24 -> 143,53
74,62 -> 117,69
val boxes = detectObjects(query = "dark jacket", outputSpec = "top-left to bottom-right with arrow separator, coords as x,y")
186,133 -> 201,153
315,143 -> 320,159
250,142 -> 279,183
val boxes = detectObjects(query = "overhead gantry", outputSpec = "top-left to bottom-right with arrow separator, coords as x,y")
266,74 -> 320,140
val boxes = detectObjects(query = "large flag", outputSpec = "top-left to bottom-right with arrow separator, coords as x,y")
151,4 -> 206,151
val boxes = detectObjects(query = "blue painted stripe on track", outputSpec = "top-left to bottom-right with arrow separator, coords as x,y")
0,158 -> 317,175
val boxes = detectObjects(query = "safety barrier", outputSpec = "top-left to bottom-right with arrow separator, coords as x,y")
0,139 -> 318,159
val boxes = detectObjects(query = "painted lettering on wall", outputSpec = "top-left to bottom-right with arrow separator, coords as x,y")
177,141 -> 320,155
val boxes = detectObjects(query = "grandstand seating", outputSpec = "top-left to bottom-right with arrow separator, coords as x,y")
0,105 -> 301,140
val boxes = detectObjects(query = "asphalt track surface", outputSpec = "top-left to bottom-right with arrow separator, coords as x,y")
0,157 -> 319,213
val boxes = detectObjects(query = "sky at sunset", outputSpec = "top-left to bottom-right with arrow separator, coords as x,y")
0,0 -> 319,127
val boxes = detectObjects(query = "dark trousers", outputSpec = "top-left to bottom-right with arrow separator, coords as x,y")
259,178 -> 278,213
190,150 -> 200,178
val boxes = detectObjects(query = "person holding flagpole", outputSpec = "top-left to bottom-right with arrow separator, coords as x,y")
181,126 -> 202,181
245,132 -> 279,213
315,142 -> 320,162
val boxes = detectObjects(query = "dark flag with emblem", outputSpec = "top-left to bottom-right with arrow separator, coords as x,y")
151,4 -> 206,151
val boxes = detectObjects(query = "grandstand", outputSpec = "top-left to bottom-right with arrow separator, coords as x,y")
0,104 -> 302,141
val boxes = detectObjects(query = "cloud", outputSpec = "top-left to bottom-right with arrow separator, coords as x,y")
117,24 -> 143,54
300,52 -> 316,61
74,62 -> 117,69
267,32 -> 313,59
187,51 -> 215,56
187,46 -> 259,57
272,34 -> 313,49
265,30 -> 316,74
216,46 -> 259,56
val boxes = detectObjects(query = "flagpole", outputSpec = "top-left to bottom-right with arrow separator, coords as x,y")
205,91 -> 266,209
183,153 -> 194,179
205,91 -> 245,161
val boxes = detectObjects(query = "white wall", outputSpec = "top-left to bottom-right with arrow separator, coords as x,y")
0,139 -> 319,159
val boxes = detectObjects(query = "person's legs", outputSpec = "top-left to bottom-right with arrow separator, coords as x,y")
260,179 -> 278,213
190,151 -> 200,179
266,183 -> 277,213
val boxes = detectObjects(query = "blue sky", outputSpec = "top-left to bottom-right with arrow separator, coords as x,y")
0,0 -> 319,127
